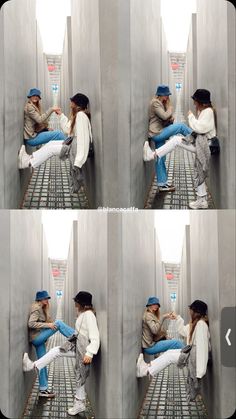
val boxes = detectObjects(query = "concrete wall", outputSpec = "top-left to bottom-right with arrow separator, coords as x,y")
185,0 -> 236,208
184,14 -> 197,116
60,16 -> 73,116
61,0 -> 169,208
64,211 -> 160,418
177,225 -> 191,322
0,0 -> 50,209
189,210 -> 236,419
0,211 -> 52,418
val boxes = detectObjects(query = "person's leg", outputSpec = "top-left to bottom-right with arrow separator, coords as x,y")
152,134 -> 175,189
148,349 -> 181,377
26,130 -> 66,146
34,343 -> 48,391
34,347 -> 75,371
30,141 -> 63,168
144,339 -> 184,355
189,182 -> 208,209
156,136 -> 196,159
54,320 -> 75,338
152,123 -> 192,145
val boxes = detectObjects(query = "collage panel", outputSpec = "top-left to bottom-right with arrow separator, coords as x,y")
0,0 -> 235,419
0,0 -> 235,209
0,210 -> 235,419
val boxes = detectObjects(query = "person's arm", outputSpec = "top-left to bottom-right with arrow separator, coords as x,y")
59,113 -> 71,135
84,312 -> 100,359
188,108 -> 215,134
175,315 -> 189,338
26,103 -> 54,124
153,101 -> 173,121
195,321 -> 209,378
74,112 -> 91,168
146,316 -> 164,336
28,308 -> 54,329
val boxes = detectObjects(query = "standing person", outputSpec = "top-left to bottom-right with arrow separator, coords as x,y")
144,89 -> 216,209
142,297 -> 184,355
28,290 -> 75,398
23,291 -> 100,416
137,300 -> 210,402
18,93 -> 92,195
144,85 -> 192,192
24,88 -> 66,146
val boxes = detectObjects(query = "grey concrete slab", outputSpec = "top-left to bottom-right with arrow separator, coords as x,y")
0,0 -> 51,208
0,211 -> 47,418
189,210 -> 236,419
192,0 -> 235,208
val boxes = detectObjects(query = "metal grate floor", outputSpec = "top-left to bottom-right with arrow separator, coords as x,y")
139,321 -> 208,418
22,333 -> 95,418
145,146 -> 215,210
139,365 -> 208,419
21,156 -> 90,209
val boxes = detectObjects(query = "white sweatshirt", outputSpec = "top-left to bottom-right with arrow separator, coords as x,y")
59,111 -> 92,168
176,316 -> 210,379
75,310 -> 100,358
188,108 -> 216,140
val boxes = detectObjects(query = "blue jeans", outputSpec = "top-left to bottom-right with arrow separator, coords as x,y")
151,123 -> 192,186
25,130 -> 66,146
143,339 -> 184,355
31,320 -> 75,390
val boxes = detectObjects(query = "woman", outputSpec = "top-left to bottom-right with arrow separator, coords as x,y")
18,93 -> 92,194
145,85 -> 192,192
24,88 -> 66,145
137,300 -> 211,402
142,297 -> 184,355
145,89 -> 216,209
23,291 -> 100,416
27,290 -> 75,398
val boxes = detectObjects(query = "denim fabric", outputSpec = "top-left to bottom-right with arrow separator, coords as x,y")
31,320 -> 75,390
143,339 -> 185,355
151,123 -> 192,186
25,130 -> 66,146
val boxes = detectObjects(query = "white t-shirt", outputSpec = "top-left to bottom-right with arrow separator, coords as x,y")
75,310 -> 100,358
188,108 -> 216,139
176,316 -> 210,378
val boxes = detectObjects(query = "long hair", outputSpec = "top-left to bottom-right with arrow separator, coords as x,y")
29,98 -> 42,114
77,303 -> 96,315
147,306 -> 160,320
197,102 -> 217,132
70,106 -> 91,135
189,311 -> 209,343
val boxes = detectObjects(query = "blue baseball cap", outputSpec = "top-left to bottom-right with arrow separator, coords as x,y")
156,85 -> 172,96
27,88 -> 41,99
146,297 -> 161,307
35,290 -> 51,301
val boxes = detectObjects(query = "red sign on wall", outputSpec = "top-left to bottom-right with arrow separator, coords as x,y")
48,65 -> 56,72
52,268 -> 60,277
171,63 -> 179,70
166,273 -> 174,280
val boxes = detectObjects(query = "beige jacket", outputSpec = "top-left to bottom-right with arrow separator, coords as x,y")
142,308 -> 167,348
28,302 -> 53,341
148,97 -> 173,137
24,100 -> 53,140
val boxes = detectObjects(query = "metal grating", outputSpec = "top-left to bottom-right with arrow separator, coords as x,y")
21,156 -> 90,209
139,322 -> 208,419
22,333 -> 95,419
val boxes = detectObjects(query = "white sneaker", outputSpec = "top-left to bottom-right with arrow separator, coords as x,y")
143,141 -> 155,162
68,398 -> 86,415
23,353 -> 35,372
136,353 -> 148,377
18,145 -> 31,169
189,197 -> 208,209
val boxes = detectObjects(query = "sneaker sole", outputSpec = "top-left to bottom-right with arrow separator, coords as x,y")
136,354 -> 144,377
39,394 -> 56,398
159,188 -> 176,192
18,146 -> 26,169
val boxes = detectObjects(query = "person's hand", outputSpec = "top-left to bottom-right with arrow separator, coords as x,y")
170,312 -> 178,320
83,355 -> 92,364
47,322 -> 58,330
52,107 -> 62,115
163,312 -> 173,320
48,128 -> 54,131
188,110 -> 193,116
